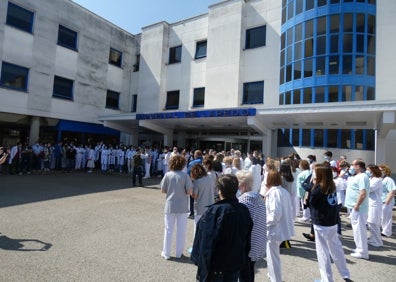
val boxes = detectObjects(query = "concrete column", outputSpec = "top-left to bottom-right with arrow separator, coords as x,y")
164,134 -> 173,147
130,134 -> 139,147
176,132 -> 186,148
29,116 -> 40,146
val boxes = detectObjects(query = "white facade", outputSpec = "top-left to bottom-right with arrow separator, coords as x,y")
0,0 -> 139,144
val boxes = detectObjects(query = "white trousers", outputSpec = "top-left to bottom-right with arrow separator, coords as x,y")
266,240 -> 282,282
162,213 -> 188,258
313,224 -> 350,282
193,214 -> 202,236
300,198 -> 311,220
381,203 -> 393,237
367,204 -> 383,246
350,210 -> 368,256
144,162 -> 151,177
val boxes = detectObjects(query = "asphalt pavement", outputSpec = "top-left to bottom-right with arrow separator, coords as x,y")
0,171 -> 395,281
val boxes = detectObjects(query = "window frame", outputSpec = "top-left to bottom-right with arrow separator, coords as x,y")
131,94 -> 137,112
6,2 -> 34,33
242,81 -> 264,105
194,40 -> 207,59
109,48 -> 123,67
165,90 -> 180,110
245,25 -> 266,49
57,25 -> 78,51
169,45 -> 182,64
105,90 -> 120,109
53,75 -> 74,100
192,87 -> 205,108
0,61 -> 29,92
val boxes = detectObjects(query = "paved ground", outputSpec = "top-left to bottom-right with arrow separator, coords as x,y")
0,171 -> 395,282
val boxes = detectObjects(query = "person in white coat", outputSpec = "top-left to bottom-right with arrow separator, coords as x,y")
86,146 -> 95,173
378,164 -> 396,237
248,157 -> 262,193
264,170 -> 295,282
101,146 -> 109,171
366,164 -> 383,247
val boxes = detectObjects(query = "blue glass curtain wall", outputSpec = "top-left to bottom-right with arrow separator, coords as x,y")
279,0 -> 376,105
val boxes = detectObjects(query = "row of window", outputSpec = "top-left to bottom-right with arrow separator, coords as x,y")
6,2 -> 126,68
282,0 -> 376,25
168,25 -> 266,64
280,54 -> 375,84
0,60 -> 266,111
278,128 -> 374,150
279,85 -> 375,105
165,81 -> 265,110
281,14 -> 376,58
0,61 -> 120,109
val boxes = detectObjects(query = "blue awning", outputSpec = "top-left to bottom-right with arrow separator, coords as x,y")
56,120 -> 119,135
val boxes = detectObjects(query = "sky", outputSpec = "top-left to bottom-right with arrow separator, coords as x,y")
72,0 -> 222,34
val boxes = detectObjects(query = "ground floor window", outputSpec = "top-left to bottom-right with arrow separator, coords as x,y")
277,128 -> 374,150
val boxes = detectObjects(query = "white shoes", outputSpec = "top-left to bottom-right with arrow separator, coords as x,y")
161,252 -> 170,260
296,217 -> 310,223
350,252 -> 369,260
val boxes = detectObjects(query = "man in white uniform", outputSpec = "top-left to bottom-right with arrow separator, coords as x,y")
345,159 -> 370,259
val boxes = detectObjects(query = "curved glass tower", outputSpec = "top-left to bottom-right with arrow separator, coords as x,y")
278,0 -> 376,150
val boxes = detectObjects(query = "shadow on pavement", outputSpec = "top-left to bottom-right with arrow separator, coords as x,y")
0,171 -> 160,208
0,234 -> 52,251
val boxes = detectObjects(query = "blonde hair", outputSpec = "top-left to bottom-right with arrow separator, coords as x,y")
235,170 -> 253,191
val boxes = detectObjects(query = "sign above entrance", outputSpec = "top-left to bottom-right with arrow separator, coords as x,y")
136,108 -> 256,120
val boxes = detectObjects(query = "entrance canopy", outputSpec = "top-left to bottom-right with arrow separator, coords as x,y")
99,101 -> 396,138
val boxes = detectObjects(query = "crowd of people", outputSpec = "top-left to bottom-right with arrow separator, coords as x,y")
1,141 -> 395,281
159,148 -> 395,282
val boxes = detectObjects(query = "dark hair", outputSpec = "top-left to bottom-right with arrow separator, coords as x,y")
202,156 -> 213,171
266,170 -> 282,187
190,163 -> 207,180
313,164 -> 335,195
169,155 -> 186,171
216,174 -> 238,199
307,155 -> 316,162
324,151 -> 333,158
279,163 -> 294,182
212,160 -> 223,172
367,164 -> 382,178
353,159 -> 366,172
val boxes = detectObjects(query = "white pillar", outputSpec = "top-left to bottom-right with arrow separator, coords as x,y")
164,134 -> 173,147
29,116 -> 40,146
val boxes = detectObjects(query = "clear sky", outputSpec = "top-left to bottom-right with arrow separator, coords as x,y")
72,0 -> 222,34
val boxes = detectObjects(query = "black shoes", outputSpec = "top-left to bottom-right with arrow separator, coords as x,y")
303,233 -> 315,242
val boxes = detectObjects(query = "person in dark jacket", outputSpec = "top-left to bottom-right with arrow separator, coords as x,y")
191,174 -> 253,282
309,163 -> 351,282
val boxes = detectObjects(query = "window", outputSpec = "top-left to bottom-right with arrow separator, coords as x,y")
169,45 -> 182,64
165,90 -> 180,109
131,94 -> 137,112
193,88 -> 205,107
105,90 -> 120,109
6,2 -> 34,33
53,75 -> 73,100
109,48 -> 122,67
242,81 -> 264,104
245,26 -> 266,49
0,62 -> 29,91
195,40 -> 207,59
133,55 -> 140,72
57,25 -> 78,50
